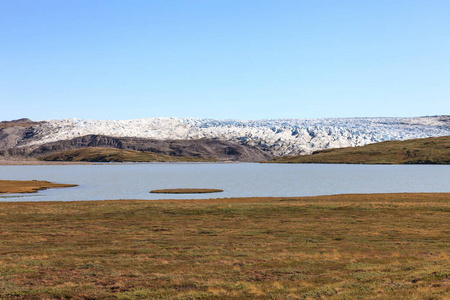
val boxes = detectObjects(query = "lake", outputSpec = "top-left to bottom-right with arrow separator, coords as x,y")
0,163 -> 449,201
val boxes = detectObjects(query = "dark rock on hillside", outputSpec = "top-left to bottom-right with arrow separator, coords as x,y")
437,115 -> 450,123
1,135 -> 273,162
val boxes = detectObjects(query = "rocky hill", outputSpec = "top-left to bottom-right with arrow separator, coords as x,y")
0,134 -> 272,162
0,118 -> 43,149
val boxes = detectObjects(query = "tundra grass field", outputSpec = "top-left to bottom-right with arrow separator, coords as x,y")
0,193 -> 449,299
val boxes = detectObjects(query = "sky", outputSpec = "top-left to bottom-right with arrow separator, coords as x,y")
1,0 -> 449,121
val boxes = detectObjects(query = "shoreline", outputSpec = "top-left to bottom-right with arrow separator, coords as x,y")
1,159 -> 448,165
1,192 -> 449,204
0,160 -> 94,165
0,160 -> 245,165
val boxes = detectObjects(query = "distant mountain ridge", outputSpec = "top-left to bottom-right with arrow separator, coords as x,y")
0,116 -> 449,162
11,116 -> 450,155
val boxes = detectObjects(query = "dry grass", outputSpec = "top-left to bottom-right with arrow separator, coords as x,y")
0,180 -> 78,194
150,188 -> 224,194
39,147 -> 216,163
270,136 -> 450,164
0,193 -> 448,299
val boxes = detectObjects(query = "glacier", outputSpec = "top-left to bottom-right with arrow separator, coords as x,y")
21,116 -> 450,156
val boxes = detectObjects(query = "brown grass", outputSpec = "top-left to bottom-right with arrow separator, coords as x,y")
270,136 -> 450,164
150,188 -> 224,194
0,180 -> 78,194
0,193 -> 448,299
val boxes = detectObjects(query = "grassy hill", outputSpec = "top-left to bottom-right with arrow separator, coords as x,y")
39,147 -> 215,162
270,136 -> 450,164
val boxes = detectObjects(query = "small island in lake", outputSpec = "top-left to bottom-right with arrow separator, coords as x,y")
150,188 -> 224,194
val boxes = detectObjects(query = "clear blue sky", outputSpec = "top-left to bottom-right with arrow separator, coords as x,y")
1,0 -> 449,120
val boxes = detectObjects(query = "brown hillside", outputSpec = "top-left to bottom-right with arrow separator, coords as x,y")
270,136 -> 450,164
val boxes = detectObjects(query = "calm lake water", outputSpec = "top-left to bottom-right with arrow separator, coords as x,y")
0,163 -> 449,201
